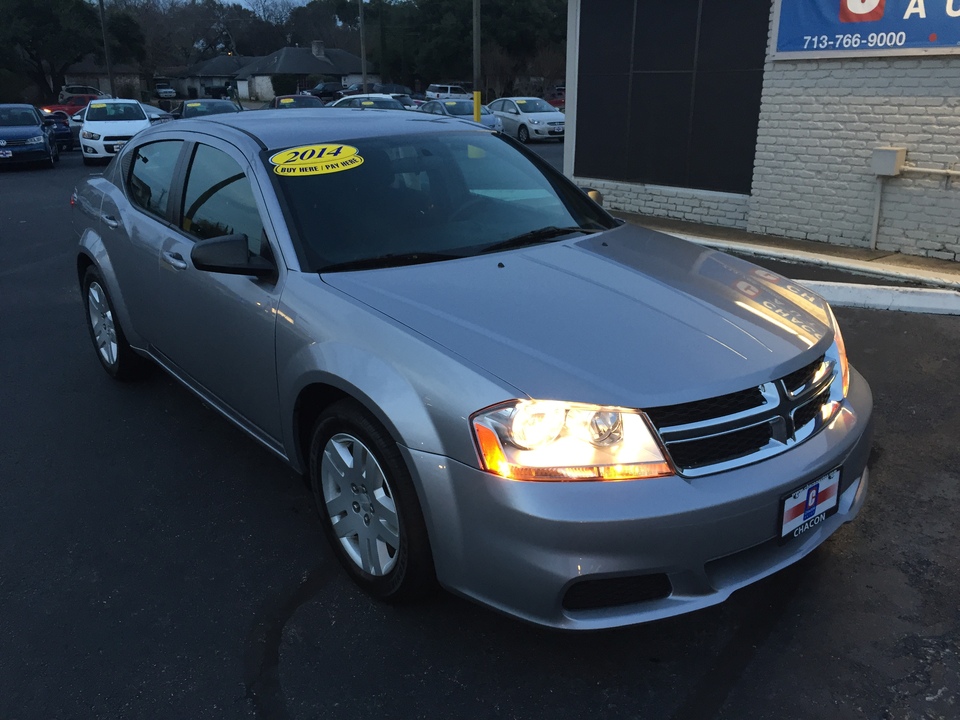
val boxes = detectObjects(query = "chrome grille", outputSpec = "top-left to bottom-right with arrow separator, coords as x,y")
646,355 -> 837,477
1,138 -> 29,147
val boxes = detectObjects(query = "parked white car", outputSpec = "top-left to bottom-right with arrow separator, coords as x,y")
425,83 -> 471,100
154,82 -> 177,99
79,99 -> 152,165
488,97 -> 566,143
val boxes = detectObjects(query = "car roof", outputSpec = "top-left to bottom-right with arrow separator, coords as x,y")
158,109 -> 489,153
89,98 -> 140,104
0,103 -> 36,110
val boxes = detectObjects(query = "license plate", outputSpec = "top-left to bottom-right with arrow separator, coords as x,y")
551,127 -> 564,134
779,468 -> 840,543
0,150 -> 11,158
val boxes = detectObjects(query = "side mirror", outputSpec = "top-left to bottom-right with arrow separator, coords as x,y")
71,113 -> 82,122
190,234 -> 276,279
581,188 -> 604,207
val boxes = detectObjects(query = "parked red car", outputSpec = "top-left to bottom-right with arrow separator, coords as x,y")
40,94 -> 100,116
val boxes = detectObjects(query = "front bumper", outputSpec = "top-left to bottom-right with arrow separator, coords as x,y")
82,138 -> 127,157
532,124 -> 564,138
0,145 -> 51,163
404,368 -> 873,630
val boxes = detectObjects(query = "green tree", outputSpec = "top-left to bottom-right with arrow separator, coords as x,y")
0,0 -> 101,99
107,11 -> 147,65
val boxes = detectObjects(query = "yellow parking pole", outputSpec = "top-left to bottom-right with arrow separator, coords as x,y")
473,91 -> 481,123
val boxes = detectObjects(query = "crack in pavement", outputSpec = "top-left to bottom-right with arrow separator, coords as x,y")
243,568 -> 335,720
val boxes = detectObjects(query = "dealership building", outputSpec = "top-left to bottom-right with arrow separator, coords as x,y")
564,0 -> 960,262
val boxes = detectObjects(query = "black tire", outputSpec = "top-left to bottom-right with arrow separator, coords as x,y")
52,142 -> 60,163
518,125 -> 530,143
81,266 -> 150,381
309,399 -> 435,602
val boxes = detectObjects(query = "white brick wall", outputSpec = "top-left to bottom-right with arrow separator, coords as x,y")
572,177 -> 751,230
750,56 -> 960,261
567,1 -> 960,263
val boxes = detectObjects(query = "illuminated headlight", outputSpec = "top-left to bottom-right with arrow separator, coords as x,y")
81,130 -> 101,140
26,135 -> 44,144
825,304 -> 850,397
528,119 -> 542,125
471,400 -> 673,482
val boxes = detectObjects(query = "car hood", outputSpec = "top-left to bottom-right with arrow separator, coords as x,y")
0,125 -> 43,140
82,119 -> 151,134
320,225 -> 834,407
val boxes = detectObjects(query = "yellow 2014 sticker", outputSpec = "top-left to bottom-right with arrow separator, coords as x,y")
91,103 -> 106,108
187,102 -> 201,107
280,97 -> 294,104
268,144 -> 364,177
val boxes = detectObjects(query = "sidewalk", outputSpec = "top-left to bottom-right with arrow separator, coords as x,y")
613,212 -> 960,315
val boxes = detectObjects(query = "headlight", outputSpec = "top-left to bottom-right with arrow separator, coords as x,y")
471,400 -> 673,482
81,130 -> 101,140
825,305 -> 850,397
528,119 -> 542,125
26,135 -> 44,144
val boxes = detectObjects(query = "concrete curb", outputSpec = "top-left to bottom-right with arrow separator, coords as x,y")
662,230 -> 960,315
797,281 -> 960,315
668,232 -> 960,291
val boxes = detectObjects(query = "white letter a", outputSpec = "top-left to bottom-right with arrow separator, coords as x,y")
903,0 -> 926,18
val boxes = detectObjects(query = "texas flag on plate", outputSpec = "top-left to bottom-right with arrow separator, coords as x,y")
781,469 -> 841,540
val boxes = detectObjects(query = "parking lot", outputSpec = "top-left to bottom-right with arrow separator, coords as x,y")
1,150 -> 958,720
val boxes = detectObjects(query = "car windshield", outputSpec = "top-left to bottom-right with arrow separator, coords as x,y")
515,98 -> 553,113
86,103 -> 146,122
182,101 -> 239,118
266,131 -> 614,272
344,98 -> 404,110
0,108 -> 38,126
443,101 -> 491,116
277,96 -> 324,108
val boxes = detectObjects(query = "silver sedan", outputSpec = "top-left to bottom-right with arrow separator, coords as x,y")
73,109 -> 872,629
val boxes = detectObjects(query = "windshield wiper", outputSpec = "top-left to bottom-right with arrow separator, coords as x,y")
318,251 -> 463,273
479,226 -> 601,255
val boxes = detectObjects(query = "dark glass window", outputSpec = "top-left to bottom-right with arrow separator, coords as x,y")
181,144 -> 264,253
127,140 -> 183,219
576,0 -> 768,195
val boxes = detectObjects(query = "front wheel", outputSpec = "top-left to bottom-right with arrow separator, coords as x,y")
309,400 -> 435,602
517,125 -> 530,143
82,266 -> 150,380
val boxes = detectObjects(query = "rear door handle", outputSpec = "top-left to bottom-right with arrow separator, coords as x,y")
102,215 -> 119,229
161,250 -> 188,270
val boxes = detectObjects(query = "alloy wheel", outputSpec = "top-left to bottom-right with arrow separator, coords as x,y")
87,281 -> 118,366
320,432 -> 401,575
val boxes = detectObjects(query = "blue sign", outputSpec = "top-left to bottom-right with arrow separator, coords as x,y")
776,0 -> 960,56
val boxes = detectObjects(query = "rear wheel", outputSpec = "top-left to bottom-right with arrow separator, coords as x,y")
82,266 -> 150,380
309,400 -> 435,602
518,125 -> 530,143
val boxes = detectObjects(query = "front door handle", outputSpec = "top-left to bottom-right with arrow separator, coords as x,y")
102,215 -> 119,229
161,250 -> 188,270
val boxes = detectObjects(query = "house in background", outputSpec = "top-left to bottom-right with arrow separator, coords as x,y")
64,55 -> 144,99
171,55 -> 264,99
235,41 -> 372,101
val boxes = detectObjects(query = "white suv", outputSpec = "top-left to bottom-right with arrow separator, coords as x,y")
425,84 -> 471,100
154,82 -> 177,99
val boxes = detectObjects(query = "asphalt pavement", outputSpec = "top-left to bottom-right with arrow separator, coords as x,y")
1,150 -> 958,720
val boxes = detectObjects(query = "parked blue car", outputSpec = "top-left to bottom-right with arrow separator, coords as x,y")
0,104 -> 59,167
46,110 -> 74,151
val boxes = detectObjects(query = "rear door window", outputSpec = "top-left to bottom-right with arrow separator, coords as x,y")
127,140 -> 185,219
